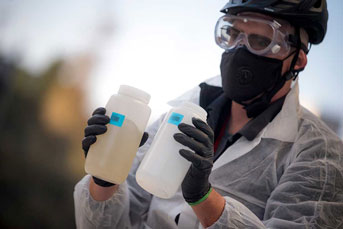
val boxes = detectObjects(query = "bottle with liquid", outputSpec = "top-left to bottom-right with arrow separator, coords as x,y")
136,102 -> 207,199
85,85 -> 151,184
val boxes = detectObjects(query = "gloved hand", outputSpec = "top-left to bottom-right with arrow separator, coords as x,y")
82,107 -> 149,187
173,117 -> 214,205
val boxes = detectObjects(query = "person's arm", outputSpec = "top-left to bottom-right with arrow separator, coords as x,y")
191,188 -> 225,227
175,118 -> 343,228
174,117 -> 228,228
74,175 -> 132,229
74,107 -> 132,228
74,109 -> 164,228
89,178 -> 119,201
174,118 -> 264,228
81,107 -> 150,202
261,131 -> 343,228
74,108 -> 156,228
205,133 -> 343,228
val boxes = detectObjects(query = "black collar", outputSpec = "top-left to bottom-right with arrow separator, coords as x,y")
199,82 -> 286,141
238,95 -> 286,140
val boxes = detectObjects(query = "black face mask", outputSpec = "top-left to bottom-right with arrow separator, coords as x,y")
220,47 -> 296,117
221,47 -> 285,102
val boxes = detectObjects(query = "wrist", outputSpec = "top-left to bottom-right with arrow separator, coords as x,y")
191,188 -> 225,228
89,177 -> 119,201
183,183 -> 212,204
92,176 -> 115,187
188,187 -> 213,206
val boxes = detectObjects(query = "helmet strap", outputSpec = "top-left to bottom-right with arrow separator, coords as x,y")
285,27 -> 302,81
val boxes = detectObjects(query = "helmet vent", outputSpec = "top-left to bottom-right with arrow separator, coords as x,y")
231,0 -> 249,3
313,0 -> 322,8
274,3 -> 295,10
230,0 -> 246,4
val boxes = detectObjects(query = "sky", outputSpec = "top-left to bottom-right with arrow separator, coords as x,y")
0,0 -> 342,135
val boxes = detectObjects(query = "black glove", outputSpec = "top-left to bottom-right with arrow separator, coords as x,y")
173,117 -> 214,205
82,107 -> 149,187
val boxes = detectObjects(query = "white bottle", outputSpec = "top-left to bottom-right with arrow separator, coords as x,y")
85,85 -> 151,184
136,102 -> 207,199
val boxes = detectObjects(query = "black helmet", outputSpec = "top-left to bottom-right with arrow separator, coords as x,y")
220,0 -> 328,44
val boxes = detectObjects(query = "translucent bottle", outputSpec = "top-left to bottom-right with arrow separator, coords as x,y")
136,102 -> 207,198
85,85 -> 151,184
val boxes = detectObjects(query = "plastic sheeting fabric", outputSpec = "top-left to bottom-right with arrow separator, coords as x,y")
74,77 -> 343,228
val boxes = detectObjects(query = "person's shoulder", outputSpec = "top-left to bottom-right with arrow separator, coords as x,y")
167,75 -> 221,107
295,106 -> 343,155
299,107 -> 339,139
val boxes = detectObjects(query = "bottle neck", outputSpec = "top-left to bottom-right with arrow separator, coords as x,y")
118,85 -> 150,105
181,102 -> 207,120
118,93 -> 148,105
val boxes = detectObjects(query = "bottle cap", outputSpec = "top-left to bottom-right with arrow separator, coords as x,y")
118,85 -> 151,104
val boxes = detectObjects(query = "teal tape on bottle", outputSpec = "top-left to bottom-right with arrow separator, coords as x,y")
110,112 -> 125,127
168,112 -> 184,126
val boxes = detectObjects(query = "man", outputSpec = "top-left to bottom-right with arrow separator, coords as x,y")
74,0 -> 343,228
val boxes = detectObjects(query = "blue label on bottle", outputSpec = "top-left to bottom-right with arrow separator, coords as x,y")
110,112 -> 125,127
168,112 -> 184,126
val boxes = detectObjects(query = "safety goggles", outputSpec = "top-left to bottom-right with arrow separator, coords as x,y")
215,15 -> 302,57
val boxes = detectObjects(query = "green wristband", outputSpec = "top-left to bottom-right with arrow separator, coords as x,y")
188,187 -> 213,206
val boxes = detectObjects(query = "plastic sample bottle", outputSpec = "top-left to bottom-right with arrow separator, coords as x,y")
136,102 -> 207,199
85,85 -> 151,184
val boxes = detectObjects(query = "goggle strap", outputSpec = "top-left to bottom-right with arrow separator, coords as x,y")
307,43 -> 312,54
282,50 -> 297,62
288,34 -> 309,54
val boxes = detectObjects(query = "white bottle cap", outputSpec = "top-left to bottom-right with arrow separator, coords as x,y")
181,101 -> 207,120
118,85 -> 151,104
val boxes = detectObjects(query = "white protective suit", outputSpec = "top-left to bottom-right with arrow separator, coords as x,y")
74,76 -> 343,228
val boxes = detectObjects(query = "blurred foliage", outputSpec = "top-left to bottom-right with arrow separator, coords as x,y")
0,56 -> 86,228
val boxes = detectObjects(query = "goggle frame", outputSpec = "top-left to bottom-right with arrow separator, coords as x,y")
215,15 -> 294,57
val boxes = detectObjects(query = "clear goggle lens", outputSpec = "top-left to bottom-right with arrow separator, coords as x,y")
215,15 -> 291,57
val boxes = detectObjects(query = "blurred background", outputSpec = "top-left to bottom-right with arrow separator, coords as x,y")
0,0 -> 342,228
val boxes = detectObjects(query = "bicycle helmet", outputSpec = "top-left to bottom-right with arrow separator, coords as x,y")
220,0 -> 328,44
